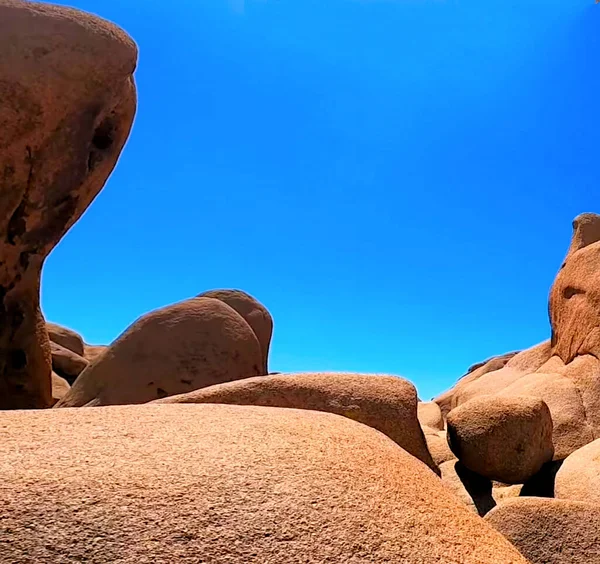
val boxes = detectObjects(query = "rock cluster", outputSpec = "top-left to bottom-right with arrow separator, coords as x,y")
1,2 -> 599,562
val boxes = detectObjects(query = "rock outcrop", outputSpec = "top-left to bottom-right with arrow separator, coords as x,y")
485,497 -> 600,563
0,1 -> 137,409
55,297 -> 263,407
154,372 -> 438,473
0,403 -> 528,563
446,395 -> 554,483
197,289 -> 273,374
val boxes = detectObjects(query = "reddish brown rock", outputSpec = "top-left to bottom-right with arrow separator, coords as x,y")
50,341 -> 88,384
0,1 -> 137,409
154,372 -> 438,473
0,403 -> 528,563
55,298 -> 263,407
198,289 -> 273,374
485,497 -> 600,564
51,371 -> 70,404
46,322 -> 84,356
549,213 -> 600,364
555,438 -> 600,505
447,395 -> 554,484
83,343 -> 107,363
418,401 -> 445,431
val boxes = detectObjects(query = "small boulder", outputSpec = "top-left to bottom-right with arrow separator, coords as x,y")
418,401 -> 444,431
198,289 -> 273,374
46,323 -> 85,357
423,426 -> 455,466
0,403 -> 528,563
485,497 -> 600,564
447,395 -> 554,483
154,372 -> 437,473
55,297 -> 263,407
555,438 -> 600,505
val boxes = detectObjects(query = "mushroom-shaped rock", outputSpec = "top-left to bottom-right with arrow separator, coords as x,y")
447,395 -> 554,484
51,372 -> 70,404
0,404 -> 528,563
485,497 -> 600,564
418,401 -> 445,431
55,298 -> 263,407
50,341 -> 88,384
555,438 -> 600,505
0,1 -> 137,409
550,213 -> 600,363
46,322 -> 85,357
197,289 -> 273,374
153,372 -> 438,473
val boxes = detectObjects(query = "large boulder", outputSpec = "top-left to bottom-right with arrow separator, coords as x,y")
154,372 -> 438,473
46,322 -> 84,356
55,297 -> 263,407
485,497 -> 600,563
198,289 -> 273,374
0,403 -> 528,563
555,438 -> 600,505
0,1 -> 137,409
446,395 -> 554,483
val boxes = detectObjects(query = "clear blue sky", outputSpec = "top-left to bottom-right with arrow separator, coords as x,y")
42,0 -> 598,400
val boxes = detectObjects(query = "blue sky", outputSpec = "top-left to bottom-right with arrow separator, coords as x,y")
43,0 -> 598,400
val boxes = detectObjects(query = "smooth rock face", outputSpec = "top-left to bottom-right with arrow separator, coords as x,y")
555,438 -> 600,505
50,341 -> 88,384
154,372 -> 438,473
447,395 -> 554,484
83,343 -> 107,363
0,1 -> 137,409
485,497 -> 600,564
55,298 -> 263,407
418,401 -> 445,431
50,371 -> 70,404
197,289 -> 273,374
0,404 -> 528,563
46,322 -> 84,356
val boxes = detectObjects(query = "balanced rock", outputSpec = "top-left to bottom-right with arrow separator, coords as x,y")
55,298 -> 263,407
0,1 -> 137,409
0,403 -> 528,563
446,395 -> 554,483
555,438 -> 600,505
154,372 -> 438,473
485,497 -> 600,564
46,322 -> 84,356
197,289 -> 273,374
50,341 -> 88,384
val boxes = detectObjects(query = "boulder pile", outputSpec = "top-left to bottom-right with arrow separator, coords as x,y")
1,1 -> 600,562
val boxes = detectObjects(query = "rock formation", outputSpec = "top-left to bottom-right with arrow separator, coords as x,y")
154,371 -> 438,473
55,297 -> 263,407
555,438 -> 600,505
0,1 -> 137,409
0,403 -> 528,563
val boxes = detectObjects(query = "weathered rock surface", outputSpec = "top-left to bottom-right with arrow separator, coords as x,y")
55,298 -> 263,407
0,403 -> 528,563
0,1 -> 137,409
154,372 -> 438,473
198,289 -> 273,374
418,401 -> 444,430
423,426 -> 455,466
46,322 -> 84,356
555,438 -> 600,505
485,497 -> 600,563
447,395 -> 554,483
51,371 -> 70,404
50,341 -> 88,384
83,343 -> 107,363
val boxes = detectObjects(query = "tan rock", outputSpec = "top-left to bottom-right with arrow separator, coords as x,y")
83,343 -> 107,363
50,341 -> 88,384
423,426 -> 455,466
0,1 -> 137,409
46,322 -> 84,356
198,289 -> 273,373
0,403 -> 528,563
485,497 -> 600,563
555,438 -> 600,505
55,298 -> 263,407
51,371 -> 70,404
447,395 -> 554,483
439,460 -> 496,517
418,401 -> 444,430
154,372 -> 437,473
